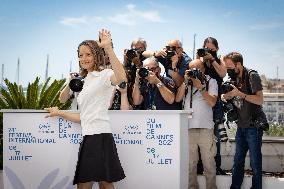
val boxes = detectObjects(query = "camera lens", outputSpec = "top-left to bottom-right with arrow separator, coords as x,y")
69,77 -> 84,92
126,49 -> 137,60
138,68 -> 149,78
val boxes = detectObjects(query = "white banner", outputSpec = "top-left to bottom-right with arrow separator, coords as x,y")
3,110 -> 189,189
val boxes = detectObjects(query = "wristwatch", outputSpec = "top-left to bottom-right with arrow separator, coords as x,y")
156,82 -> 164,88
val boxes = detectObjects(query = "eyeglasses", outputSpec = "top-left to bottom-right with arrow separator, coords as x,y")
148,66 -> 159,72
166,46 -> 181,51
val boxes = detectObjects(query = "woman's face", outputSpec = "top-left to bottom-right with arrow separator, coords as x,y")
79,45 -> 95,72
205,40 -> 218,52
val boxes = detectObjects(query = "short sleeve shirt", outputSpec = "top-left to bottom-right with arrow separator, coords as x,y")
184,75 -> 218,129
237,68 -> 263,128
77,69 -> 114,136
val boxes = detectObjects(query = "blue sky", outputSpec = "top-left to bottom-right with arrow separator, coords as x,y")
0,0 -> 283,86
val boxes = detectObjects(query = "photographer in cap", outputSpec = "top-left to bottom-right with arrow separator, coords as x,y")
176,60 -> 218,189
190,37 -> 227,175
222,52 -> 264,189
132,57 -> 178,110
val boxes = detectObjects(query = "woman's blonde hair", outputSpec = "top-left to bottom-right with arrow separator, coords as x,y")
77,40 -> 111,77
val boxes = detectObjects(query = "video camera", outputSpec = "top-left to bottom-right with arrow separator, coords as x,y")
69,73 -> 84,92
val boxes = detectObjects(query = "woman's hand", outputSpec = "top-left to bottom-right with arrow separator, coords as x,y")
44,107 -> 61,118
97,29 -> 112,49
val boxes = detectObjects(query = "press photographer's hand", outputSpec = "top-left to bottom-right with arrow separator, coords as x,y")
134,69 -> 141,84
203,53 -> 214,62
155,49 -> 167,58
221,84 -> 241,102
227,84 -> 242,97
191,78 -> 203,90
184,70 -> 190,81
171,52 -> 179,69
147,71 -> 159,84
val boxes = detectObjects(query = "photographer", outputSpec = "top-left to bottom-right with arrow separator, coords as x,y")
190,37 -> 227,175
143,39 -> 191,87
176,61 -> 218,189
222,52 -> 264,189
118,38 -> 147,109
132,57 -> 177,110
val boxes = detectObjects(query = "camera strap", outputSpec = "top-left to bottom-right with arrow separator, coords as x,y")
190,85 -> 193,109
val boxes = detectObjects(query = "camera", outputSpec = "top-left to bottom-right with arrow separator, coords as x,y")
126,49 -> 137,60
137,67 -> 150,87
138,67 -> 150,78
166,46 -> 176,60
221,81 -> 235,94
186,68 -> 205,84
197,48 -> 216,57
197,48 -> 220,64
69,73 -> 84,92
165,46 -> 176,60
197,48 -> 210,57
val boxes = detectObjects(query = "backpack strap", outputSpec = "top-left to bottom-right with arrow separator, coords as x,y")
245,68 -> 258,95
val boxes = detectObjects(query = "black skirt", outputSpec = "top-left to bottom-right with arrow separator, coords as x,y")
73,133 -> 126,185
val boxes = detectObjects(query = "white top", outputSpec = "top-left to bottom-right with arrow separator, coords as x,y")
77,69 -> 114,136
184,75 -> 218,129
